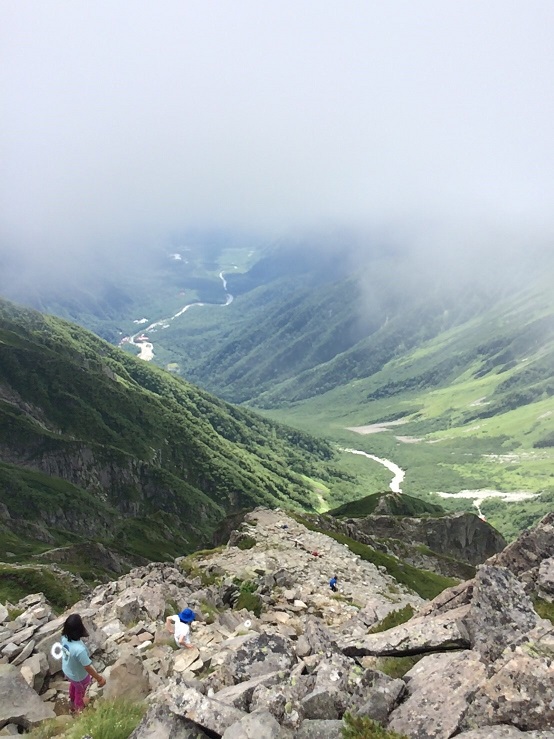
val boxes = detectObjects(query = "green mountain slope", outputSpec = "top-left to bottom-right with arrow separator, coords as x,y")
0,298 -> 354,566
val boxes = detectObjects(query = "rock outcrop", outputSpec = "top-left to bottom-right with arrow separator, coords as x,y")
1,508 -> 553,738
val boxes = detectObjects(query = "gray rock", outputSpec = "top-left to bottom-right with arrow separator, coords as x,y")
387,650 -> 487,739
19,651 -> 48,693
114,593 -> 141,624
222,710 -> 287,738
456,729 -> 554,738
1,643 -> 22,661
462,622 -> 554,732
0,605 -> 8,625
167,686 -> 246,735
214,671 -> 282,711
0,663 -> 55,729
103,652 -> 150,701
488,511 -> 554,579
348,669 -> 405,724
225,633 -> 296,682
467,565 -> 540,662
295,719 -> 344,738
300,688 -> 345,720
304,618 -> 338,656
538,557 -> 554,599
129,703 -> 211,738
11,639 -> 35,666
341,605 -> 470,657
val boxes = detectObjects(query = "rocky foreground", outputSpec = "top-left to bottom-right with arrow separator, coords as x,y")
0,508 -> 553,738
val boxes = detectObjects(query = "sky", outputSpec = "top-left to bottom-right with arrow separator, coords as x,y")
1,1 -> 554,267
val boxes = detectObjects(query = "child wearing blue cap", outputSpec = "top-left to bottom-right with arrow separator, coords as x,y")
166,607 -> 196,649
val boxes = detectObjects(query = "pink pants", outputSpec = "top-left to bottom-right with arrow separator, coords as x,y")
68,674 -> 92,711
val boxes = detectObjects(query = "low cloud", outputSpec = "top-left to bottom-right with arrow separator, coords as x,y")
1,1 -> 553,274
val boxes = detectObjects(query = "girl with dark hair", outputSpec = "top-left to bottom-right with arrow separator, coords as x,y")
61,614 -> 105,713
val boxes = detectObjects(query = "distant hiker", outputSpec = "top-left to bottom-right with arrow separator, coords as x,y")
329,575 -> 338,592
60,614 -> 105,713
166,607 -> 196,649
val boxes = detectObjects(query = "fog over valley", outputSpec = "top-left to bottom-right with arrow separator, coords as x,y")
1,1 -> 554,283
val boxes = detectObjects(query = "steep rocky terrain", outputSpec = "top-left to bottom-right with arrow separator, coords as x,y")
1,509 -> 553,738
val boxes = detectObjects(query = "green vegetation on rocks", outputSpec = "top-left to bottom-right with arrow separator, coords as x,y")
342,713 -> 409,739
28,699 -> 145,739
368,605 -> 415,633
0,564 -> 81,612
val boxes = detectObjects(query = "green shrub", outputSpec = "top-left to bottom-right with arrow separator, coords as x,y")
237,535 -> 257,550
342,712 -> 408,738
533,596 -> 554,624
235,590 -> 263,617
368,605 -> 415,634
375,654 -> 422,678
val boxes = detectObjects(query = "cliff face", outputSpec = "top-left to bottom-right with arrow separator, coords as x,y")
352,511 -> 507,566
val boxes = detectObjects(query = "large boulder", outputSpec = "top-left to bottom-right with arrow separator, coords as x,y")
0,663 -> 55,730
224,633 -> 296,683
466,565 -> 540,662
387,650 -> 487,739
103,652 -> 150,701
341,605 -> 470,657
462,622 -> 554,732
222,711 -> 290,738
347,669 -> 405,724
487,512 -> 554,584
214,671 -> 282,711
166,686 -> 247,736
129,703 -> 211,738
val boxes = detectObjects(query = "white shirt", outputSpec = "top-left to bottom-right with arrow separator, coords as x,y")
170,615 -> 191,647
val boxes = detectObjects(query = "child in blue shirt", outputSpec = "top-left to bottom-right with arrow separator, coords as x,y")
61,614 -> 106,713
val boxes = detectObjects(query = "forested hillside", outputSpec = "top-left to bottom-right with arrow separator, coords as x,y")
0,298 -> 354,569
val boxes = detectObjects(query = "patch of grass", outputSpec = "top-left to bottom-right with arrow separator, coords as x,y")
27,699 -> 146,739
342,712 -> 409,738
200,599 -> 220,623
237,535 -> 257,550
0,564 -> 81,613
375,654 -> 423,678
368,605 -> 415,634
164,598 -> 180,619
533,596 -> 554,624
66,698 -> 146,739
187,545 -> 226,560
233,578 -> 263,616
180,557 -> 221,586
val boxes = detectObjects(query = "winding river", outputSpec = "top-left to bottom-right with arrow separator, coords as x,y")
341,447 -> 539,518
123,283 -> 541,516
342,448 -> 405,493
125,271 -> 233,361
